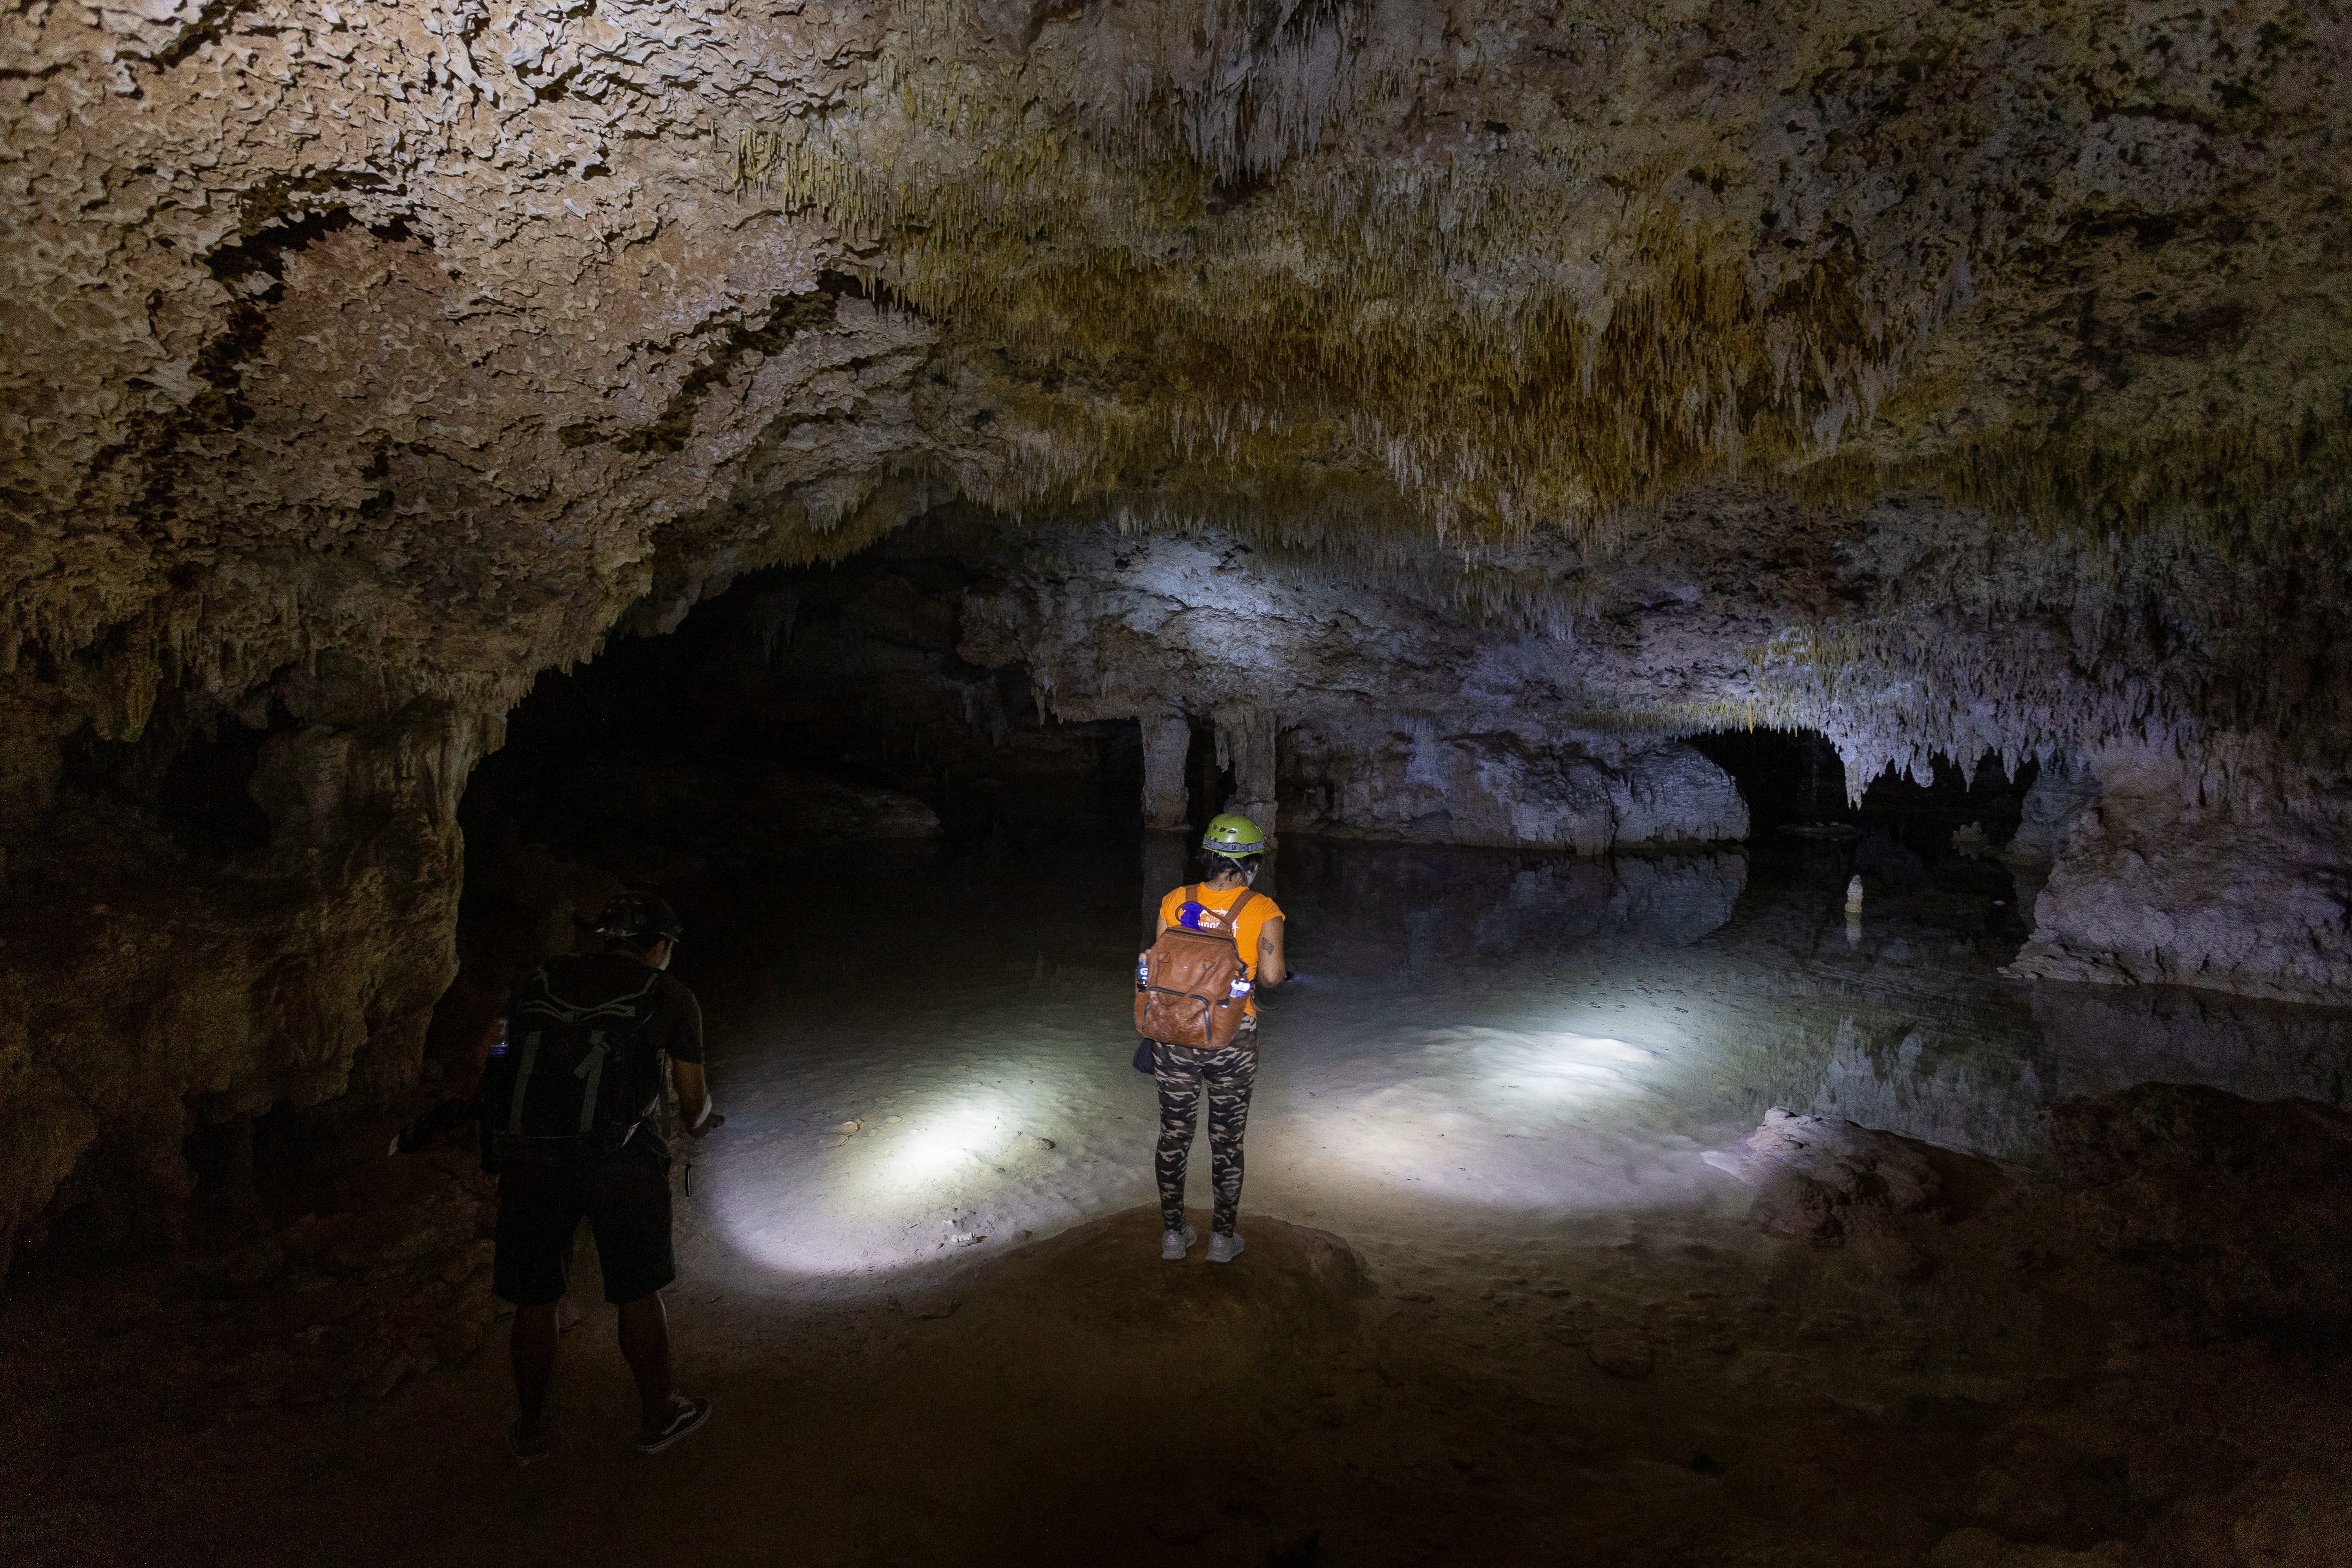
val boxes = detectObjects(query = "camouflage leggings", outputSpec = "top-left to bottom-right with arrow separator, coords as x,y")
1152,1035 -> 1259,1236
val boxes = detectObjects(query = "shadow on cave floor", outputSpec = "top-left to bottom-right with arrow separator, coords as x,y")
6,836 -> 2351,1566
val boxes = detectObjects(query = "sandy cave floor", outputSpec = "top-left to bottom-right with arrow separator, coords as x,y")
6,836 -> 2352,1566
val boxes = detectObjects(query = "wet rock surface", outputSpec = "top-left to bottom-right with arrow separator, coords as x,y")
1704,1108 -> 1948,1245
1709,1084 -> 2352,1346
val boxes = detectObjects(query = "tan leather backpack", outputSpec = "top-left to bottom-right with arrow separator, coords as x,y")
1135,887 -> 1259,1050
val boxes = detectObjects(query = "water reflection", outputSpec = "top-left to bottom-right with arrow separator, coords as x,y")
1269,838 -> 1748,959
686,835 -> 2351,1280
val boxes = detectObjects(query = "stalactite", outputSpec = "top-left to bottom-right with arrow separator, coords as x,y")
738,0 -> 2076,554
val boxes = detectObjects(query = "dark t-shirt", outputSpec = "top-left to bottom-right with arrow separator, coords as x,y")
509,949 -> 703,1130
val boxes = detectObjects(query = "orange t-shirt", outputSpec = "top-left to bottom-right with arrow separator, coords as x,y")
1157,883 -> 1286,1018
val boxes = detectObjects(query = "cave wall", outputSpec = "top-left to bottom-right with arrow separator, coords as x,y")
470,529 -> 1760,854
2009,741 -> 2352,1005
0,656 -> 482,1279
938,518 -> 1756,849
9,480 -> 2351,1280
466,544 -> 1150,852
1277,722 -> 1748,852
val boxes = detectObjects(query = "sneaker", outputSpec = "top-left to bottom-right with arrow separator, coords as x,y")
1161,1225 -> 1198,1260
636,1396 -> 711,1455
1206,1231 -> 1245,1264
507,1416 -> 551,1467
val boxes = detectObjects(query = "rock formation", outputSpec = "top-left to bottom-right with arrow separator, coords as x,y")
2007,740 -> 2352,1005
949,520 -> 1758,850
5,0 -> 2350,1271
1702,1106 -> 1945,1246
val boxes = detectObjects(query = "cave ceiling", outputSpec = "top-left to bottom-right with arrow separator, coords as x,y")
3,0 -> 2348,729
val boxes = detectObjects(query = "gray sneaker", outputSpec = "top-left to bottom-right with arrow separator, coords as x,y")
636,1396 -> 711,1455
1207,1231 -> 1245,1264
1161,1225 -> 1197,1260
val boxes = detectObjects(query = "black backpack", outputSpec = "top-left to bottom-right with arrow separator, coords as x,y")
480,958 -> 665,1168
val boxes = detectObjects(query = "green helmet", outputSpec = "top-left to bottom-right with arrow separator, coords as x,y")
1201,813 -> 1267,859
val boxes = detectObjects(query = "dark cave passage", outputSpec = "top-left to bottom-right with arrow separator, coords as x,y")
465,551 -> 1148,858
1690,726 -> 2037,854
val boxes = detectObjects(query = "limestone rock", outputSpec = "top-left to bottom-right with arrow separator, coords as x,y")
1703,1108 -> 1942,1245
927,524 -> 1761,851
0,702 -> 466,1280
2007,742 -> 2352,1006
1283,724 -> 1746,852
2006,755 -> 2100,866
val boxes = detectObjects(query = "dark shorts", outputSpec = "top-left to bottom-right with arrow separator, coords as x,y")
492,1151 -> 675,1306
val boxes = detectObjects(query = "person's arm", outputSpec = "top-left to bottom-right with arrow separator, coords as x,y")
1255,916 -> 1286,987
664,985 -> 722,1138
671,1057 -> 723,1138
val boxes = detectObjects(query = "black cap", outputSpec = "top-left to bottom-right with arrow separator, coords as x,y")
595,891 -> 685,947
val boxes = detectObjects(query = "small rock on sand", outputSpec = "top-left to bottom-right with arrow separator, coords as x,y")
1587,1335 -> 1654,1378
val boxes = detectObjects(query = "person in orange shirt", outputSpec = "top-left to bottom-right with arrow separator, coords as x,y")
1148,814 -> 1288,1263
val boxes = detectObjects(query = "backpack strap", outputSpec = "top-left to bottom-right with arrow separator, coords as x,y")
508,1030 -> 541,1135
502,963 -> 664,1139
1221,888 -> 1256,933
1170,885 -> 1253,945
506,964 -> 552,1136
1223,893 -> 1260,968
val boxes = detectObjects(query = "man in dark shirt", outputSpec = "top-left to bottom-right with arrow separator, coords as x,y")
489,891 -> 724,1463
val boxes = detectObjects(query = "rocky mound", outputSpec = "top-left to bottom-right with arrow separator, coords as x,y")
1703,1107 -> 1952,1246
2043,1083 -> 2352,1334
